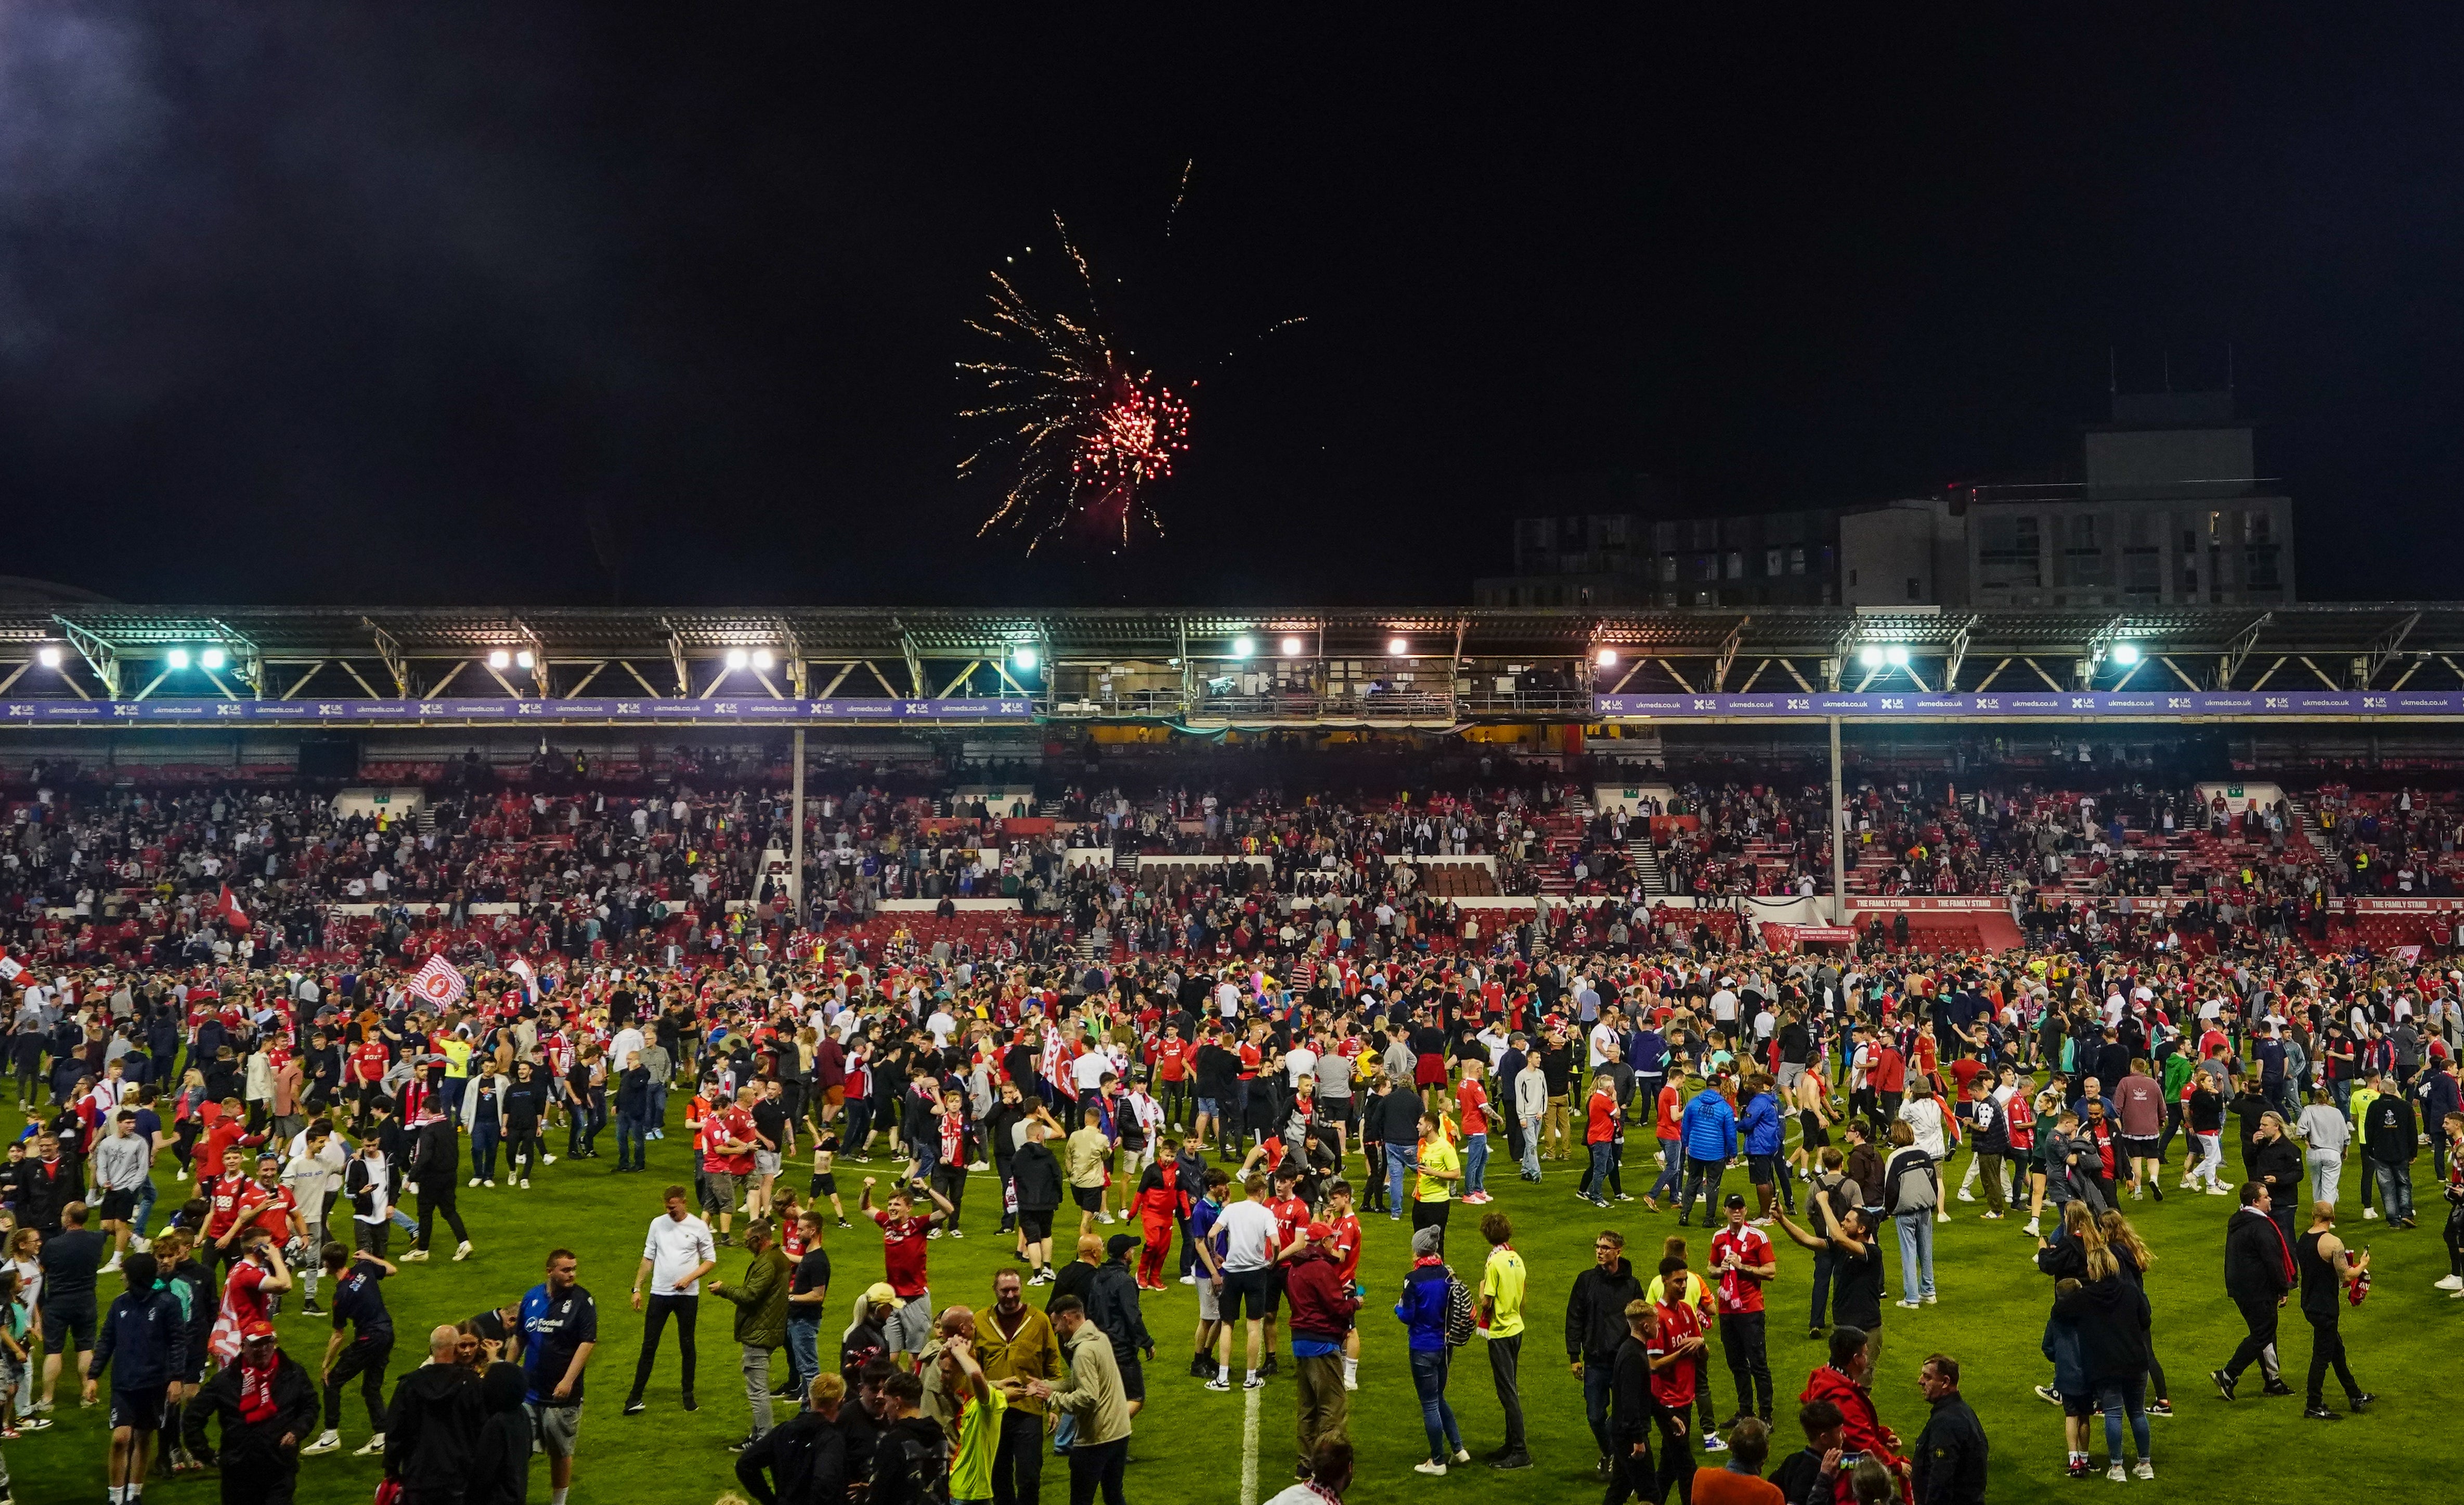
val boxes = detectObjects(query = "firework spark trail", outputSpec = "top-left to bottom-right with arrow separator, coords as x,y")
1165,158 -> 1193,238
959,223 -> 1189,552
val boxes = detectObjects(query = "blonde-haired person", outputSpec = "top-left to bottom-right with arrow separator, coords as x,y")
2096,1208 -> 2172,1417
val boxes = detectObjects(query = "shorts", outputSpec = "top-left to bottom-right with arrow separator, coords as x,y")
884,1293 -> 933,1355
1117,1354 -> 1145,1404
1072,1186 -> 1107,1213
1799,1110 -> 1830,1149
2120,1137 -> 2159,1160
702,1171 -> 743,1213
756,1150 -> 783,1179
1415,1053 -> 1446,1088
42,1301 -> 97,1353
1222,1266 -> 1274,1321
1197,1277 -> 1222,1321
825,1086 -> 846,1111
99,1188 -> 138,1222
111,1384 -> 167,1432
810,1172 -> 839,1198
1747,1153 -> 1776,1186
1196,1097 -> 1220,1118
2061,1390 -> 2097,1420
529,1399 -> 582,1457
0,1349 -> 23,1397
1019,1209 -> 1055,1244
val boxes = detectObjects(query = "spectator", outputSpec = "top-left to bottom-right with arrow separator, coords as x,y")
1909,1353 -> 1988,1504
182,1319 -> 319,1505
1030,1295 -> 1131,1505
709,1216 -> 792,1448
1394,1224 -> 1464,1476
382,1325 -> 486,1505
90,1251 -> 190,1505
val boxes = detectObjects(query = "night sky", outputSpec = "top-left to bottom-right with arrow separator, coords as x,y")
2,4 -> 2459,608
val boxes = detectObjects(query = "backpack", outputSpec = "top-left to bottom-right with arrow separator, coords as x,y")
1443,1267 -> 1476,1347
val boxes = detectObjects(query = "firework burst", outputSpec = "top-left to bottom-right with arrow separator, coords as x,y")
959,217 -> 1190,552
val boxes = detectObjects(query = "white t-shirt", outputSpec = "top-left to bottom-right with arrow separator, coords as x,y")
925,1010 -> 957,1047
1216,1199 -> 1282,1272
1284,1046 -> 1319,1087
1069,1050 -> 1110,1094
643,1212 -> 719,1297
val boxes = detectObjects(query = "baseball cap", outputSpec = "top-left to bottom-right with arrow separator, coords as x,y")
1307,1221 -> 1335,1242
1722,1192 -> 1746,1209
864,1281 -> 899,1307
241,1318 -> 278,1341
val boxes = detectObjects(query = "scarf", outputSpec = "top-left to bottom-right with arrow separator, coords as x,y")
238,1352 -> 280,1424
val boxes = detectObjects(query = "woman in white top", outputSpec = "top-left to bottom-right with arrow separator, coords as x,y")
1898,1080 -> 1955,1224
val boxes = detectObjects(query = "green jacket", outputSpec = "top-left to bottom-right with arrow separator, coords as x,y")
714,1244 -> 791,1350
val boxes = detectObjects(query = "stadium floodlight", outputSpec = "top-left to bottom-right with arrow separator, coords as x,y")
1011,646 -> 1039,672
2111,642 -> 2141,666
199,647 -> 227,671
35,646 -> 61,669
1387,636 -> 1409,655
487,650 -> 512,670
1857,645 -> 1885,670
166,648 -> 191,670
725,648 -> 750,670
1280,635 -> 1304,657
1884,645 -> 1909,668
514,650 -> 536,671
1595,648 -> 1619,668
750,649 -> 774,671
1230,636 -> 1255,659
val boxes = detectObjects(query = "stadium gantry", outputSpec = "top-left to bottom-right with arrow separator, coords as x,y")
2,601 -> 2463,729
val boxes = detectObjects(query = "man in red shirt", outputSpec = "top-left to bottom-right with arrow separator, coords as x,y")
859,1175 -> 954,1365
1579,1072 -> 1623,1207
1650,1267 -> 1708,1498
1455,1059 -> 1494,1205
1708,1192 -> 1777,1429
1154,1026 -> 1191,1133
208,1226 -> 295,1364
696,1087 -> 760,1246
201,1146 -> 258,1276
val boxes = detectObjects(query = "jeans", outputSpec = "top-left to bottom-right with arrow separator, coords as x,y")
649,1080 -> 671,1136
1894,1210 -> 1936,1300
785,1315 -> 821,1393
2096,1375 -> 2149,1463
1519,1113 -> 1543,1177
1408,1347 -> 1461,1464
742,1343 -> 774,1439
1650,1138 -> 1683,1202
1385,1143 -> 1415,1219
993,1403 -> 1045,1505
470,1119 -> 501,1181
2306,1150 -> 2341,1209
1461,1133 -> 1488,1196
617,1110 -> 650,1170
1680,1155 -> 1724,1223
2370,1160 -> 2414,1221
1486,1333 -> 1524,1452
131,1180 -> 159,1239
1066,1435 -> 1126,1505
1583,1352 -> 1616,1456
1583,1141 -> 1616,1201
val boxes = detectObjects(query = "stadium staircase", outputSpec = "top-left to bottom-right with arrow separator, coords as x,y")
1629,833 -> 1669,895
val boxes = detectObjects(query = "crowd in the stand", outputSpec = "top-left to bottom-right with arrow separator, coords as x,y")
5,757 -> 2464,1504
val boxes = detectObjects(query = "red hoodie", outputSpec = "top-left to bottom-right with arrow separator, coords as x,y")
1798,1363 -> 1908,1501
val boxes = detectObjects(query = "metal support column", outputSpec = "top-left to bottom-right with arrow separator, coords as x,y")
789,728 -> 806,922
1828,716 -> 1849,927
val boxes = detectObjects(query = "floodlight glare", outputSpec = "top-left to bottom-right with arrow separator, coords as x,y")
751,649 -> 774,671
1595,648 -> 1619,668
488,650 -> 512,670
1280,635 -> 1304,657
199,647 -> 227,671
1011,647 -> 1039,671
1231,636 -> 1255,658
1387,636 -> 1409,655
2112,642 -> 2141,666
1857,645 -> 1885,669
167,648 -> 191,670
514,650 -> 536,671
1884,645 -> 1909,668
35,646 -> 61,669
725,649 -> 750,670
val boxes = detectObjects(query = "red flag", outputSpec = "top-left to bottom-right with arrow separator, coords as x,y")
216,884 -> 253,932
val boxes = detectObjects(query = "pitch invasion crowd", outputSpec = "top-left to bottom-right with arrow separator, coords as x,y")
7,852 -> 2464,1503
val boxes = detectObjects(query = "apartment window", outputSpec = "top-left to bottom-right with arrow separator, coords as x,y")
1765,548 -> 1783,577
1725,550 -> 1744,580
1789,547 -> 1806,576
1979,514 -> 2041,590
1659,555 -> 1678,583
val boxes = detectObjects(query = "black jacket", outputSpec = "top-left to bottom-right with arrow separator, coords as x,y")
1609,1333 -> 1660,1445
2223,1206 -> 2294,1302
867,1414 -> 949,1505
470,1361 -> 533,1505
1564,1255 -> 1645,1363
2051,1274 -> 2150,1383
1086,1259 -> 1151,1362
1010,1141 -> 1064,1213
2363,1093 -> 2417,1165
2249,1136 -> 2302,1201
735,1407 -> 849,1505
409,1117 -> 460,1190
385,1360 -> 484,1490
1911,1392 -> 1990,1505
184,1350 -> 320,1469
1377,1085 -> 1422,1144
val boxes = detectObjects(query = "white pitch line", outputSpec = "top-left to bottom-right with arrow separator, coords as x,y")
1241,1372 -> 1262,1505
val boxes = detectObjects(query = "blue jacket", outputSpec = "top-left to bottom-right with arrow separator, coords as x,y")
1739,1090 -> 1783,1156
1680,1088 -> 1739,1163
1393,1262 -> 1451,1353
1631,1030 -> 1669,1077
90,1285 -> 190,1393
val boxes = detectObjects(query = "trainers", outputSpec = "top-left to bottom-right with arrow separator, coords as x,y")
2438,1275 -> 2464,1292
1204,1378 -> 1231,1392
11,1418 -> 47,1433
484,1179 -> 496,1188
2024,1220 -> 2041,1237
542,1154 -> 557,1165
1702,1432 -> 1728,1453
1414,1461 -> 1448,1476
2107,1463 -> 2126,1482
403,1250 -> 430,1263
2363,1206 -> 2377,1219
2206,1186 -> 2232,1196
1244,1374 -> 1266,1390
454,1241 -> 473,1261
2351,1392 -> 2376,1409
2035,1384 -> 2065,1406
2133,1461 -> 2154,1480
302,1430 -> 342,1456
302,1298 -> 326,1316
1491,1451 -> 1533,1471
100,1256 -> 122,1275
521,1178 -> 531,1189
2260,1379 -> 2294,1397
2145,1398 -> 2172,1417
2303,1405 -> 2340,1421
2210,1369 -> 2237,1402
469,1177 -> 482,1188
949,1229 -> 964,1239
624,1399 -> 648,1416
2066,1460 -> 2093,1480
354,1434 -> 386,1456
1957,1188 -> 1975,1203
1923,1292 -> 1938,1305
